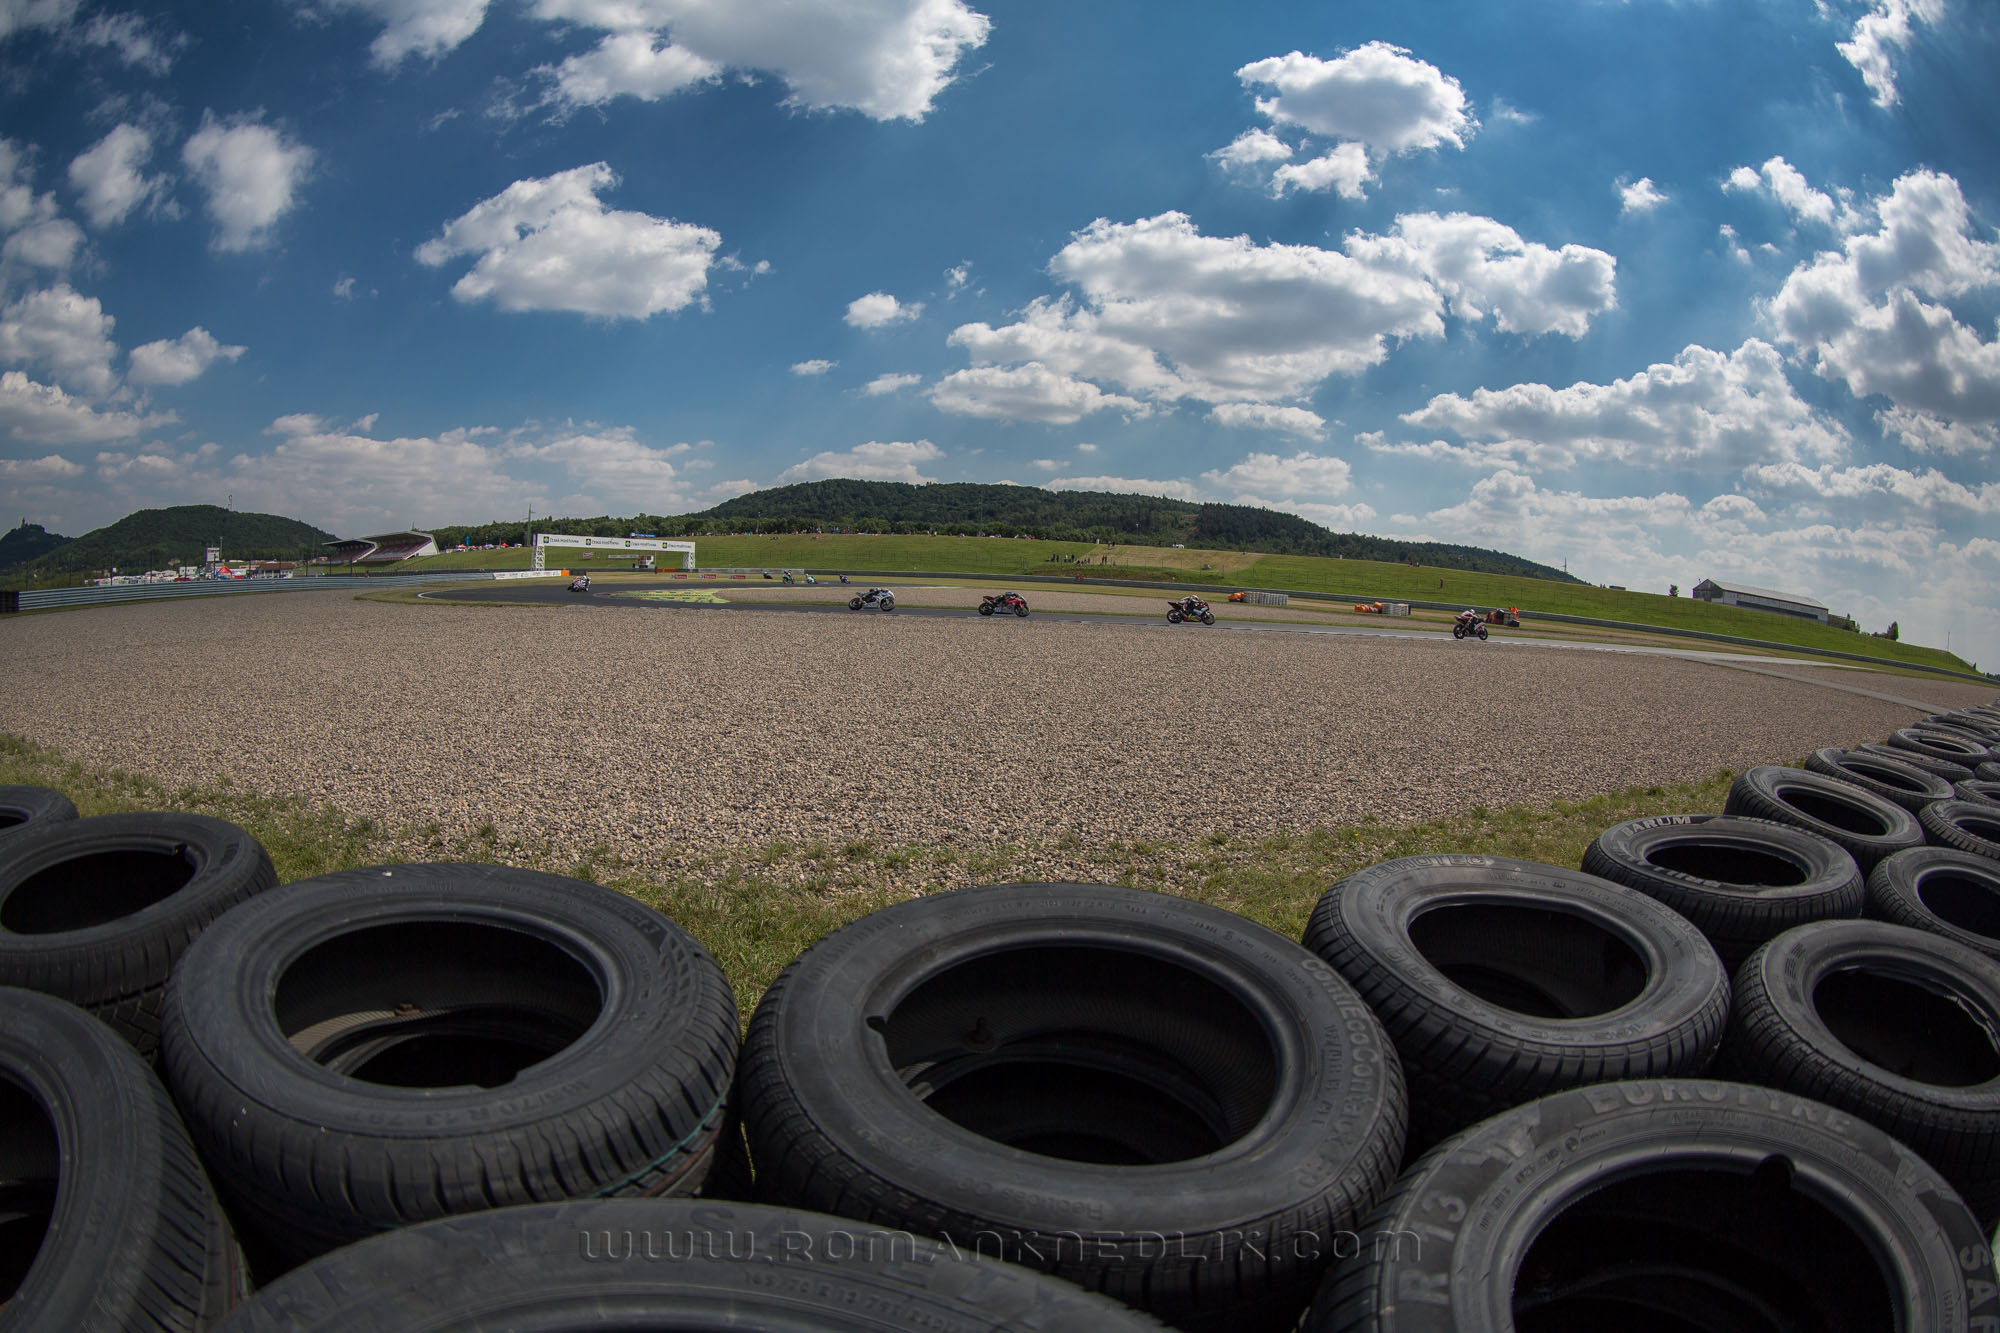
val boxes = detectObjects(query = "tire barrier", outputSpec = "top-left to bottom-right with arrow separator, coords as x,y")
1805,744 -> 1959,812
1302,855 -> 1728,1147
161,863 -> 740,1269
1982,761 -> 2000,783
1723,765 -> 1927,871
212,1199 -> 1168,1332
0,785 -> 76,839
1310,1079 -> 1996,1332
738,881 -> 1406,1332
0,812 -> 277,1058
1866,848 -> 2000,965
1920,799 -> 2000,862
1722,919 -> 2000,1226
0,987 -> 243,1331
1581,813 -> 1864,970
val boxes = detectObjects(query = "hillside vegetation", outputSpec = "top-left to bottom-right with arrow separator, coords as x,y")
433,480 -> 1583,584
0,522 -> 69,571
8,506 -> 333,583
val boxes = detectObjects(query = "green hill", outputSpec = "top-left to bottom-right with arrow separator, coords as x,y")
0,522 -> 70,571
23,506 -> 335,578
697,480 -> 1586,583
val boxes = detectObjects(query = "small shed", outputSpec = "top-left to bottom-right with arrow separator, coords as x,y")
1690,578 -> 1829,623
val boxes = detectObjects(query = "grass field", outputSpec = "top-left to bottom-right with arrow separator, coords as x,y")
0,731 -> 1742,1020
395,533 -> 1979,676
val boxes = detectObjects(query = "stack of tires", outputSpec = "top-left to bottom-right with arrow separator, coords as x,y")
4,691 -> 2000,1331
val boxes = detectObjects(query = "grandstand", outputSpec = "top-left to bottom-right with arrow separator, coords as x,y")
324,531 -> 439,564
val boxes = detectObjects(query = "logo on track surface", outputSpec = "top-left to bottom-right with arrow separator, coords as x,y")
618,589 -> 728,604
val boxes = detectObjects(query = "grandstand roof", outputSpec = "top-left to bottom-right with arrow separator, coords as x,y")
325,531 -> 439,563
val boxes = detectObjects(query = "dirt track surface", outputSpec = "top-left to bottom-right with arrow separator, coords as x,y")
2,593 -> 1987,876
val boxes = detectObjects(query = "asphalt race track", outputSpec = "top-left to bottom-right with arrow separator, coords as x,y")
428,580 -> 1956,711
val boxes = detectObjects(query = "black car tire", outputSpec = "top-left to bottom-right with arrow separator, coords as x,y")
1805,745 -> 1959,812
1,987 -> 242,1332
1721,919 -> 2000,1225
1956,780 -> 2000,809
211,1199 -> 1168,1332
1855,743 -> 1976,784
1889,727 -> 1993,766
0,787 -> 76,839
0,812 -> 277,1057
1723,765 -> 1926,870
1920,800 -> 2000,862
1981,761 -> 2000,783
1309,1078 -> 1996,1332
1303,855 -> 1729,1146
739,882 -> 1407,1332
1866,847 -> 2000,965
161,863 -> 740,1267
1582,814 -> 1863,969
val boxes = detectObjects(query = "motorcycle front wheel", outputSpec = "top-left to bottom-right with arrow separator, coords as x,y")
1014,604 -> 1029,617
1199,611 -> 1215,625
880,600 -> 894,612
1477,625 -> 1489,640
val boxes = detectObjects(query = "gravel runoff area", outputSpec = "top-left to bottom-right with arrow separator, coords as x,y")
2,592 -> 1990,879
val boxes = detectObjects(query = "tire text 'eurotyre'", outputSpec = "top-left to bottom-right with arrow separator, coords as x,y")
739,881 -> 1407,1333
1311,1079 -> 1996,1333
161,863 -> 740,1269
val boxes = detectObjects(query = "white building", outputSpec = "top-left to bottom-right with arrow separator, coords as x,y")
1690,578 -> 1829,623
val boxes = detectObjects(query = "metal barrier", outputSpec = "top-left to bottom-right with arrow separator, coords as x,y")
10,571 -> 523,611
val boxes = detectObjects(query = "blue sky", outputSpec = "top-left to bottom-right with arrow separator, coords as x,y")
2,0 -> 1996,666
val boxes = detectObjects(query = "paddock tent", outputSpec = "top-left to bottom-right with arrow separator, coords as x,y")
323,532 -> 439,564
1690,578 -> 1829,623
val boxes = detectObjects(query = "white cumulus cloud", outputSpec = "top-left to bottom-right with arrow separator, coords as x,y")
1208,403 -> 1326,438
790,358 -> 836,375
127,327 -> 247,386
181,114 -> 313,252
0,284 -> 119,397
322,0 -> 494,65
777,438 -> 943,483
68,124 -> 169,228
1401,339 -> 1850,469
416,162 -> 723,318
0,370 -> 171,445
929,362 -> 1146,424
532,0 -> 991,121
844,291 -> 921,328
1768,170 -> 2000,429
1837,0 -> 1944,109
1225,42 -> 1473,198
862,371 -> 921,395
1346,212 -> 1617,338
1619,177 -> 1667,215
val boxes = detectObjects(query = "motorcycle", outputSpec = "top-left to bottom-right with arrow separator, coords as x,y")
1166,596 -> 1215,625
1451,611 -> 1489,641
568,574 -> 591,593
848,587 -> 896,612
979,591 -> 1030,617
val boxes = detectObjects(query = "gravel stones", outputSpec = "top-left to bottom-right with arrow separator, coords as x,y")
0,593 -> 1974,883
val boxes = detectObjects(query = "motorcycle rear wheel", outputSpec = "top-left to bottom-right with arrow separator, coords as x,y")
978,604 -> 994,616
1167,609 -> 1184,623
848,598 -> 862,610
1452,625 -> 1466,639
